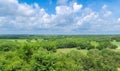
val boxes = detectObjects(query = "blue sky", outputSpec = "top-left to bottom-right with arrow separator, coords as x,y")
0,0 -> 120,34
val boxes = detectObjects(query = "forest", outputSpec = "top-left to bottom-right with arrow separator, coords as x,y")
0,35 -> 120,71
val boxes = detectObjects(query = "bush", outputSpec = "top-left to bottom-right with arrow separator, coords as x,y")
56,41 -> 77,48
30,50 -> 58,71
77,42 -> 94,50
108,44 -> 118,49
0,42 -> 19,51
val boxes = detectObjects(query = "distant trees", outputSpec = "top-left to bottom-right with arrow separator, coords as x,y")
96,41 -> 118,50
111,36 -> 120,42
76,40 -> 118,50
56,41 -> 77,48
0,38 -> 118,52
77,41 -> 95,50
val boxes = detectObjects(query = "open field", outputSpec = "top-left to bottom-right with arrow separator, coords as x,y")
57,48 -> 88,54
112,41 -> 120,49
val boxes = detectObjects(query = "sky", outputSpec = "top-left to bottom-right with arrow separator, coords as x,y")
0,0 -> 120,34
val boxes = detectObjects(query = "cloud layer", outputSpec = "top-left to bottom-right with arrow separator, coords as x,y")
0,0 -> 120,34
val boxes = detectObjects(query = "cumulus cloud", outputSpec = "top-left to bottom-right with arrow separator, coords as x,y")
0,0 -> 120,34
73,2 -> 82,12
102,5 -> 112,17
117,18 -> 120,23
0,0 -> 50,30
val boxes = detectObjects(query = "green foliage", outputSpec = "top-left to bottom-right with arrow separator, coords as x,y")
30,49 -> 58,71
56,39 -> 77,48
77,42 -> 95,50
108,44 -> 118,49
0,35 -> 120,71
97,41 -> 118,50
0,42 -> 19,51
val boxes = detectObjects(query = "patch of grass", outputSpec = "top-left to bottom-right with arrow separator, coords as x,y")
112,41 -> 120,49
57,48 -> 88,54
107,49 -> 120,52
112,41 -> 120,46
91,41 -> 99,47
57,48 -> 77,53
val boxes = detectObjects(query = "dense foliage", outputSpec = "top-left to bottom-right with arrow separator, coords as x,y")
0,35 -> 120,71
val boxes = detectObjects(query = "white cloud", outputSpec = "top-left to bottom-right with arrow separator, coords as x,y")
102,4 -> 107,10
0,0 -> 119,34
76,12 -> 98,25
0,0 -> 50,30
73,2 -> 82,12
117,18 -> 120,23
56,6 -> 72,15
55,2 -> 82,15
102,5 -> 112,17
